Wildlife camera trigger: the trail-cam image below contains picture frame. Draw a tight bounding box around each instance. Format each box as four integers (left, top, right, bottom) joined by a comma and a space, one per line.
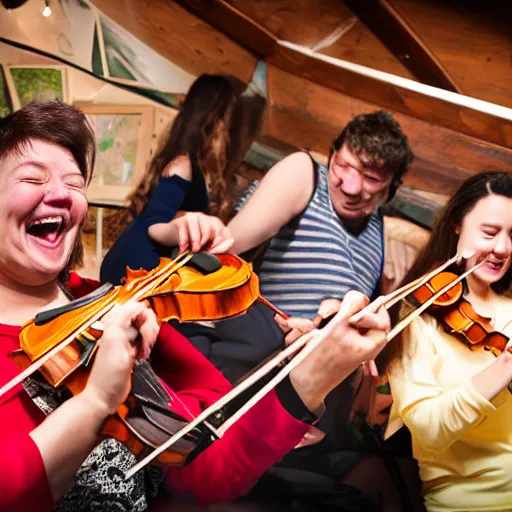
74, 103, 154, 204
5, 65, 69, 109
0, 66, 13, 117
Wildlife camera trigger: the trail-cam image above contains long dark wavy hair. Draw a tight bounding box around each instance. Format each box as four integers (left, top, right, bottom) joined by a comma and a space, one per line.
377, 171, 512, 373
128, 74, 264, 222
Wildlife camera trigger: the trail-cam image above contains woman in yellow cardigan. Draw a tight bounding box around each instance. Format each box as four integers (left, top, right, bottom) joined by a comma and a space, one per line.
379, 171, 512, 512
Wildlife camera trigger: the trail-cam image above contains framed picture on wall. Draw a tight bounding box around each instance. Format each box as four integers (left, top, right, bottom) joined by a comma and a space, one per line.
74, 103, 154, 204
0, 66, 13, 117
5, 66, 69, 109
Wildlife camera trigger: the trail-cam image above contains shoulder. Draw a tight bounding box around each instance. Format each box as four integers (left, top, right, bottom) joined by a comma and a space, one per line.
274, 151, 315, 176
263, 152, 316, 201
391, 313, 439, 373
67, 272, 101, 299
161, 154, 192, 182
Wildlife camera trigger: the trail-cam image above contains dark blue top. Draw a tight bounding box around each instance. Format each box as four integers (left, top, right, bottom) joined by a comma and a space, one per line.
100, 165, 209, 285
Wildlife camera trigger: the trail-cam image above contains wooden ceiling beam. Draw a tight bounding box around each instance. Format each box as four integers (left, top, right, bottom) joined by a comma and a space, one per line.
269, 46, 512, 148
173, 0, 511, 148
173, 0, 277, 58
265, 66, 512, 195
90, 0, 257, 82
343, 0, 462, 93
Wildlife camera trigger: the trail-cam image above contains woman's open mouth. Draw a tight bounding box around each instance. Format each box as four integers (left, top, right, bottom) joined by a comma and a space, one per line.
483, 259, 505, 273
26, 216, 66, 246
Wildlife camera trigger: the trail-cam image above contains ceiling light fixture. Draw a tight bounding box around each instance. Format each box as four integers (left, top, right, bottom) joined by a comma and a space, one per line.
42, 0, 51, 17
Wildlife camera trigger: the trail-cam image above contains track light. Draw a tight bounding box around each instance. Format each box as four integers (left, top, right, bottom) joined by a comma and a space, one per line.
42, 0, 51, 16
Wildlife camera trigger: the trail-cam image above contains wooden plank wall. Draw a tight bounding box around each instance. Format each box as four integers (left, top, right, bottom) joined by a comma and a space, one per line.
92, 0, 512, 200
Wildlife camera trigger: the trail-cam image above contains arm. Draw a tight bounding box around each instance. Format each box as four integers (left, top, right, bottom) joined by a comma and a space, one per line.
388, 315, 512, 453
148, 212, 234, 254
0, 303, 160, 510
28, 393, 111, 503
157, 291, 390, 504
228, 152, 316, 255
142, 155, 193, 229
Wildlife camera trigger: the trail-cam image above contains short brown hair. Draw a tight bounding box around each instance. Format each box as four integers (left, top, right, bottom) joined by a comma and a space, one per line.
0, 101, 96, 282
330, 111, 414, 201
0, 100, 96, 182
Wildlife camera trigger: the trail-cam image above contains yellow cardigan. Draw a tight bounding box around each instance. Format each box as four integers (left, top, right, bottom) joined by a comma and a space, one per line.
387, 297, 512, 512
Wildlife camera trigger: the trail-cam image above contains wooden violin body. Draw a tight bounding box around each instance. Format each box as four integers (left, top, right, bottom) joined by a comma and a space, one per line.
8, 252, 260, 466
409, 270, 509, 356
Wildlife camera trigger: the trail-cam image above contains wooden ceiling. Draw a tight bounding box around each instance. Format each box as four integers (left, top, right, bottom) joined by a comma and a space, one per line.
92, 0, 512, 197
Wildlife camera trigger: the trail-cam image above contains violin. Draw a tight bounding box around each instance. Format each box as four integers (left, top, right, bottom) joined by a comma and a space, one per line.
407, 269, 510, 356
4, 252, 266, 467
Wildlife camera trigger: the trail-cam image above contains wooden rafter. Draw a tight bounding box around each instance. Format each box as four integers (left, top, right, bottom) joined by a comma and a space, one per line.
265, 65, 512, 195
343, 0, 462, 93
173, 0, 277, 58
169, 0, 510, 148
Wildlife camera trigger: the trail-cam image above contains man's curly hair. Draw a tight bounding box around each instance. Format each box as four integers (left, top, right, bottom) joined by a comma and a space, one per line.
329, 110, 414, 201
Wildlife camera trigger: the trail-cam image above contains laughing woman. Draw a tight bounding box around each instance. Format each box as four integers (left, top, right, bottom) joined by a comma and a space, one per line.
379, 171, 512, 512
0, 101, 391, 512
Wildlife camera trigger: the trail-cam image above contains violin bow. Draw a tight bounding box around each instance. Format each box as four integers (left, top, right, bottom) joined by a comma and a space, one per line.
124, 252, 483, 478
258, 295, 290, 320
191, 258, 488, 440
385, 259, 485, 342
0, 252, 194, 399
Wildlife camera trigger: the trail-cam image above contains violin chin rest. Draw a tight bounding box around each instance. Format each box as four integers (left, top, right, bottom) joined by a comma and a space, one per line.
170, 249, 222, 275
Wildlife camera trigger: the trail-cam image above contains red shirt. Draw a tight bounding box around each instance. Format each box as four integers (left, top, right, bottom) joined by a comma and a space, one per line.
0, 274, 311, 511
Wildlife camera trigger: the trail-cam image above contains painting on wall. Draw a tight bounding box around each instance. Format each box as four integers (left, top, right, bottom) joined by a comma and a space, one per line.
97, 12, 194, 93
7, 66, 68, 107
0, 67, 13, 117
75, 103, 154, 205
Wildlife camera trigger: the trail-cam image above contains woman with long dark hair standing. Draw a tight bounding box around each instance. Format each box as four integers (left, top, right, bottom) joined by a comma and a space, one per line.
100, 73, 262, 285
379, 171, 512, 511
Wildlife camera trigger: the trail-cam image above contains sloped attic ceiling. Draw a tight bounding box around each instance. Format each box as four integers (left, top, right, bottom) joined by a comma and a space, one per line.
90, 0, 511, 203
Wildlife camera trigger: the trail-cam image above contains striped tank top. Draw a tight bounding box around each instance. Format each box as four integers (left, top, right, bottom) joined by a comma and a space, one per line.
240, 156, 384, 318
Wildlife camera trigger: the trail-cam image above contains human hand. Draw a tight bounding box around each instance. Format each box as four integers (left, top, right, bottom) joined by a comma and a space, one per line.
289, 291, 390, 414
350, 361, 393, 426
275, 314, 316, 346
174, 212, 234, 254
82, 302, 160, 415
275, 299, 343, 346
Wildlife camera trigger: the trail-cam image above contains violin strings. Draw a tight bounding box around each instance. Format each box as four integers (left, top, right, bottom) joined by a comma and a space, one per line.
124, 328, 321, 479
386, 260, 485, 343
124, 253, 478, 478
349, 251, 469, 325
222, 259, 487, 434
0, 252, 194, 399
129, 251, 193, 302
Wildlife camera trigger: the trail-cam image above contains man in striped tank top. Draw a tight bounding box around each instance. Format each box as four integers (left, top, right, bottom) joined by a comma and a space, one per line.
171, 111, 421, 510
228, 110, 414, 319
221, 111, 422, 510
